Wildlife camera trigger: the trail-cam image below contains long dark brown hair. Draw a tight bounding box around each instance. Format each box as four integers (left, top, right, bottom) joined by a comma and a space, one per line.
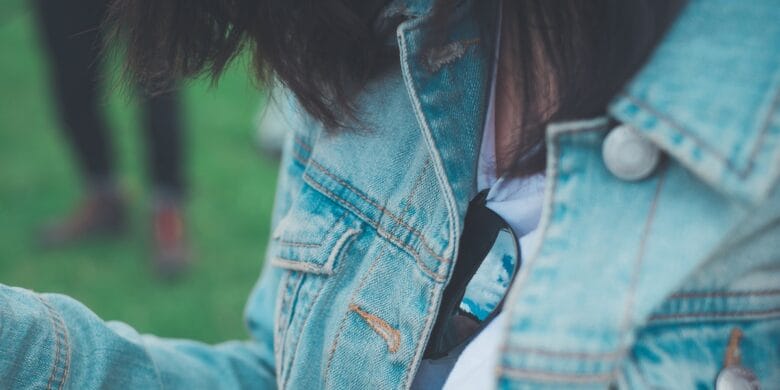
106, 0, 684, 176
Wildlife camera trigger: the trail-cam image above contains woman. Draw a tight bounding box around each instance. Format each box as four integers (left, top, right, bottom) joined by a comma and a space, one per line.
2, 0, 778, 388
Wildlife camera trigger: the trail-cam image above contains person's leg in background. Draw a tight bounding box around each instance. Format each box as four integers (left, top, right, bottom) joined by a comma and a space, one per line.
142, 90, 191, 278
34, 0, 191, 279
34, 0, 127, 247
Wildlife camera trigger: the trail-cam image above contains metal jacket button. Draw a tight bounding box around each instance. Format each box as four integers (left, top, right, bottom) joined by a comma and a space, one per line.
602, 124, 661, 181
716, 328, 760, 390
716, 366, 760, 390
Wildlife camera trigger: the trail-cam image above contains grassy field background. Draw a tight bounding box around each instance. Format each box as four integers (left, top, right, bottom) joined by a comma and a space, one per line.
0, 1, 278, 343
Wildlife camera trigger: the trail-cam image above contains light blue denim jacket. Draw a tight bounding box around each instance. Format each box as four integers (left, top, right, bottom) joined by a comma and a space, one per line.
2, 0, 779, 388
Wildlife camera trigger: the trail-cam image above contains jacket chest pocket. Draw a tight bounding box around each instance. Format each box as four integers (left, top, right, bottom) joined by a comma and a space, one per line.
628, 287, 780, 389
270, 183, 363, 386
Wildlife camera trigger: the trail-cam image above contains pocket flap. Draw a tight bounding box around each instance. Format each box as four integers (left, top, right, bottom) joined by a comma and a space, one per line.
270, 186, 360, 275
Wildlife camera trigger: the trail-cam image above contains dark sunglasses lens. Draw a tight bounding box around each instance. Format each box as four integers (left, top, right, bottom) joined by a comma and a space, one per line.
426, 220, 520, 358
460, 226, 520, 322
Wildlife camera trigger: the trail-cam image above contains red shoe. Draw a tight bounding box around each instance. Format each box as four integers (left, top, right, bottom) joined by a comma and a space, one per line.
38, 190, 127, 248
152, 201, 191, 280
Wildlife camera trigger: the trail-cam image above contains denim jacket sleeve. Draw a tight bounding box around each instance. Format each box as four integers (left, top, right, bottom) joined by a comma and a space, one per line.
0, 224, 286, 388
0, 101, 310, 390
0, 283, 276, 389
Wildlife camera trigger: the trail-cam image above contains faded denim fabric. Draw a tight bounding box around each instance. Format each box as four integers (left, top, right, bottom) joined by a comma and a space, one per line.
1, 0, 779, 389
497, 1, 780, 387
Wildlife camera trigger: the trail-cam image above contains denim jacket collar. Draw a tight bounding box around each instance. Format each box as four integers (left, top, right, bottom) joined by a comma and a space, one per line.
609, 0, 780, 206
394, 0, 497, 262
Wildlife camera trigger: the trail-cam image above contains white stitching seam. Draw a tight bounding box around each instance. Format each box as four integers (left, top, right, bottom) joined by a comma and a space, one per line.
271, 229, 361, 274
397, 21, 458, 265
499, 368, 614, 384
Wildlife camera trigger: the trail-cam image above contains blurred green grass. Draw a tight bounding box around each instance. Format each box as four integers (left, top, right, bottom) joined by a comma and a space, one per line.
0, 3, 277, 343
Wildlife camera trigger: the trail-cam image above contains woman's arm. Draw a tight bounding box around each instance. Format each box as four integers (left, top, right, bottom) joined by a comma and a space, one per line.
0, 283, 276, 389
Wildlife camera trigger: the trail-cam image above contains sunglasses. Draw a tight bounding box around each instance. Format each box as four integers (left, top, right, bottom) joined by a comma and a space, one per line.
424, 189, 521, 359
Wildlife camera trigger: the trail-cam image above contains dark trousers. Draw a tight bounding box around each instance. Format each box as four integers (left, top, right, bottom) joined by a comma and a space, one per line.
34, 0, 184, 196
